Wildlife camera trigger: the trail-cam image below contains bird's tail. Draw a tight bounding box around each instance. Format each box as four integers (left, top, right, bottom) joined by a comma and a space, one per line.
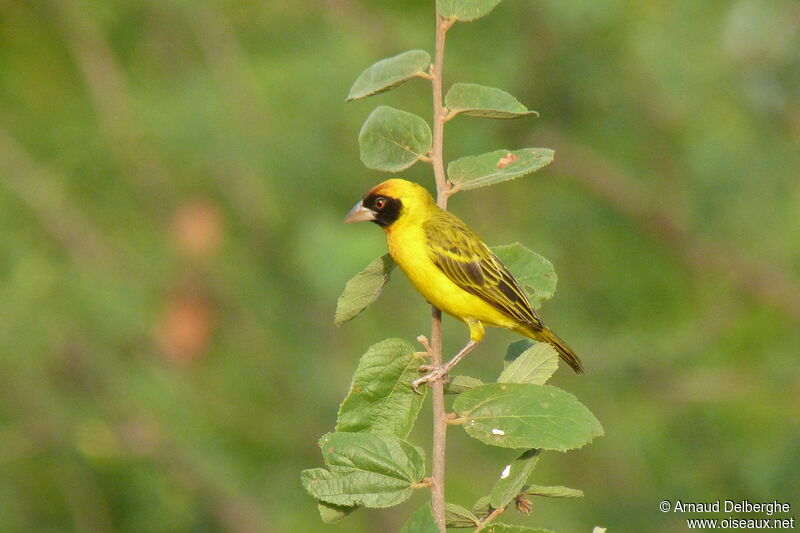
523, 325, 584, 374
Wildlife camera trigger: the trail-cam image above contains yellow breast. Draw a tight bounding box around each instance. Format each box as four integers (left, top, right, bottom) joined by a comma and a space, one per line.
385, 221, 518, 332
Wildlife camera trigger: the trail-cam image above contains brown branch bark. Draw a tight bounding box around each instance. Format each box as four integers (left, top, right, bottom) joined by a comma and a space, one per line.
428, 9, 454, 532
542, 130, 800, 323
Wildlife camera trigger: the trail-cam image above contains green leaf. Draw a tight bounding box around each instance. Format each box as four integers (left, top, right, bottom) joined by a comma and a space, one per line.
522, 484, 584, 499
484, 525, 553, 533
498, 342, 558, 385
347, 50, 431, 101
400, 503, 439, 532
359, 106, 432, 172
335, 254, 396, 325
444, 375, 484, 395
489, 449, 540, 509
445, 503, 480, 528
503, 339, 530, 367
301, 432, 425, 508
446, 83, 537, 119
438, 0, 502, 21
317, 501, 357, 523
336, 338, 426, 438
472, 495, 492, 518
454, 383, 604, 450
448, 148, 554, 191
491, 243, 557, 309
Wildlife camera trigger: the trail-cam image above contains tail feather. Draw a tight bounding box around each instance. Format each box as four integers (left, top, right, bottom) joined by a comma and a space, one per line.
525, 326, 584, 374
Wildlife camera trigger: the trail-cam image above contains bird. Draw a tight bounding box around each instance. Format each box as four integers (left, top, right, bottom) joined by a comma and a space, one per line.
344, 178, 583, 391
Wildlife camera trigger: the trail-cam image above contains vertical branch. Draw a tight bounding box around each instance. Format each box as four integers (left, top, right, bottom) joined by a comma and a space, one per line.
431, 14, 453, 206
428, 307, 446, 532
428, 9, 454, 532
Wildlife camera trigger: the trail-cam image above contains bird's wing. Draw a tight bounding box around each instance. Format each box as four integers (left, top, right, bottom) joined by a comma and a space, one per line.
424, 214, 542, 329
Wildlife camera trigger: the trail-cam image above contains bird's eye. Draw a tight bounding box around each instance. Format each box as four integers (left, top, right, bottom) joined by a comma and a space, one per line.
374, 197, 386, 210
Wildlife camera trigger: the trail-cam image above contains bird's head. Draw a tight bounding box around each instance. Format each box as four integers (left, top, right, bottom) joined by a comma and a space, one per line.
344, 179, 434, 228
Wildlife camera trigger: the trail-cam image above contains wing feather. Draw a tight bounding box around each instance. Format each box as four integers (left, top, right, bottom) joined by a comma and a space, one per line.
424, 213, 542, 330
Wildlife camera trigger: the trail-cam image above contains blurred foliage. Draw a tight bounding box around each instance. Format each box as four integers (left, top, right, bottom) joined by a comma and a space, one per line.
0, 0, 798, 531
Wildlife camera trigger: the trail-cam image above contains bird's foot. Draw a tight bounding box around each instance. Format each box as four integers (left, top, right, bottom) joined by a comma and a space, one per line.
411, 367, 449, 394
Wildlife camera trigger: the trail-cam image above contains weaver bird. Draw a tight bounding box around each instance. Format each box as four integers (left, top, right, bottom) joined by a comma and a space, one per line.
345, 178, 583, 391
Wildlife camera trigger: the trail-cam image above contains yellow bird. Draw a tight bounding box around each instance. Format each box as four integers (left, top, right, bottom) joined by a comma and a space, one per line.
345, 178, 583, 391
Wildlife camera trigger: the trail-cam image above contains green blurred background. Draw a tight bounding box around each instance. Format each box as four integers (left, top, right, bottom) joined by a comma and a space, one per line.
1, 0, 798, 531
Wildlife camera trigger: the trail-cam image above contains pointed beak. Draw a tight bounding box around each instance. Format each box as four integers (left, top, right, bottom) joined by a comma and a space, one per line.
344, 201, 375, 223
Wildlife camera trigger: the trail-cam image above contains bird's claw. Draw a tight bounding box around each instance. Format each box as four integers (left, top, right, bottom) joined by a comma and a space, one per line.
411, 367, 449, 394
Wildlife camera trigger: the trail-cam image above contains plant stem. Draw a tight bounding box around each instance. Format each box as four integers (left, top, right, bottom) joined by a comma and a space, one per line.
429, 9, 452, 532
429, 307, 446, 532
475, 506, 506, 531
431, 15, 452, 205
